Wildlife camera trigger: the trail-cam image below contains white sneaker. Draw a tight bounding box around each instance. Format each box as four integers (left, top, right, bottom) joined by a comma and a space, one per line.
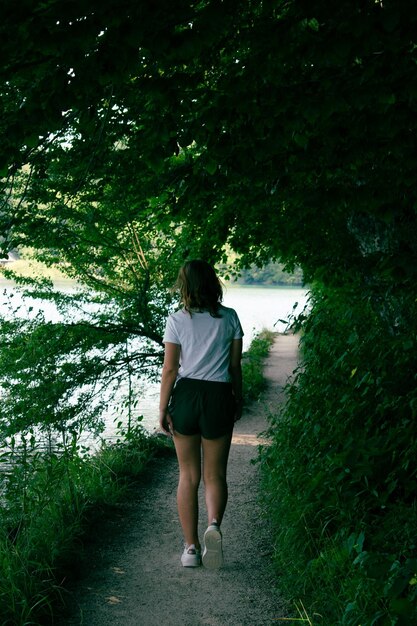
202, 523, 223, 569
181, 544, 201, 567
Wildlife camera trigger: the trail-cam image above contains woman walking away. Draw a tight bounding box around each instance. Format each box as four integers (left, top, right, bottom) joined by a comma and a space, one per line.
159, 260, 243, 569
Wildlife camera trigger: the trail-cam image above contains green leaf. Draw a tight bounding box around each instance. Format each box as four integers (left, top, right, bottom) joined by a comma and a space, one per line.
308, 18, 320, 32
389, 598, 414, 617
293, 133, 308, 148
205, 159, 217, 175
379, 94, 396, 106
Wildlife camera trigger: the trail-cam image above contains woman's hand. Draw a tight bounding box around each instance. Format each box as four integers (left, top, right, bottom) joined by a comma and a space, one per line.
234, 398, 243, 422
159, 342, 180, 437
229, 339, 243, 423
159, 408, 174, 437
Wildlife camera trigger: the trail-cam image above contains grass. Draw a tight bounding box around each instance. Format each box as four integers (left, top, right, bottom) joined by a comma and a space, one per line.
274, 601, 316, 624
241, 329, 276, 403
0, 432, 171, 626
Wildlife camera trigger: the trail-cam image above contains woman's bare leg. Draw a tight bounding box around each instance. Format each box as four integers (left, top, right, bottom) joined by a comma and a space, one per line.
173, 431, 202, 548
202, 432, 232, 525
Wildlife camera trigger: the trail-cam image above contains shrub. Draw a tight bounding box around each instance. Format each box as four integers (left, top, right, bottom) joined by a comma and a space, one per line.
260, 284, 417, 625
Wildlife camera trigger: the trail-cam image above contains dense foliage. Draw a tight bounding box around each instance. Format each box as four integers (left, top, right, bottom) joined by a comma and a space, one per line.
261, 286, 417, 624
1, 1, 416, 624
2, 0, 417, 300
2, 0, 416, 286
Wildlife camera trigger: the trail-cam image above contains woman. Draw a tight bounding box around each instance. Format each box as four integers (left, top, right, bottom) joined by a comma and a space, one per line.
159, 260, 243, 568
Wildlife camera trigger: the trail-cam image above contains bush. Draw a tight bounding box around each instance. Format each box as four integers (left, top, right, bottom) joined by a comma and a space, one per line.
259, 284, 417, 625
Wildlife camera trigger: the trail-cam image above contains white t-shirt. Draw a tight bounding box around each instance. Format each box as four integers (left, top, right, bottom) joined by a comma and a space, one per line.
163, 304, 244, 383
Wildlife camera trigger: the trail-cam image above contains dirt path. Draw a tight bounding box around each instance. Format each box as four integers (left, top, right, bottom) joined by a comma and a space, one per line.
60, 334, 299, 626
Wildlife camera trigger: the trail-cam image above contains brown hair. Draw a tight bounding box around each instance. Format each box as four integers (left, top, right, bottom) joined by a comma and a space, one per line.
175, 260, 223, 317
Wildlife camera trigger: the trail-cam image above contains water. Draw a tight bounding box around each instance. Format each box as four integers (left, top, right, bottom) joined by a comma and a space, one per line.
0, 282, 308, 441
222, 284, 307, 347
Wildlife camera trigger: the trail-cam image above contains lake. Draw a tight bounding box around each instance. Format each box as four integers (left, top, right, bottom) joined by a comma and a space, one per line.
0, 282, 308, 441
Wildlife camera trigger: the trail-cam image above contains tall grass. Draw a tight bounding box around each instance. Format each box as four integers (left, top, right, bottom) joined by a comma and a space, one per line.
0, 426, 162, 626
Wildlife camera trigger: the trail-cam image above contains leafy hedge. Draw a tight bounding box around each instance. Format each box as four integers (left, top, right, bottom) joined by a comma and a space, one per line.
260, 284, 417, 625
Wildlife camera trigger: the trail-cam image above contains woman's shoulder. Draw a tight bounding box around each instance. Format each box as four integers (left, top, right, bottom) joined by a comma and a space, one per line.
168, 308, 189, 321
218, 304, 239, 317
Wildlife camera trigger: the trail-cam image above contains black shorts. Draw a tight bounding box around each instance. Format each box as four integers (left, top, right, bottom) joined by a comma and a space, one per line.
168, 378, 235, 439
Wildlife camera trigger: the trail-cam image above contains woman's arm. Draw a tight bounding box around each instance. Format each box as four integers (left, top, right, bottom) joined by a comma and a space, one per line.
159, 342, 180, 435
229, 338, 243, 422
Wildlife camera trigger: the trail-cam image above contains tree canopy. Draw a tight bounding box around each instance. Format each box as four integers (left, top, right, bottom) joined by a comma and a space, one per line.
2, 0, 416, 288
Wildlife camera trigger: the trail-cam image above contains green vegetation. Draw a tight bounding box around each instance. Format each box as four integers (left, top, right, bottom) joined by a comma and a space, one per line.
231, 263, 303, 287
1, 2, 417, 625
0, 423, 166, 626
260, 285, 417, 625
242, 329, 276, 403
